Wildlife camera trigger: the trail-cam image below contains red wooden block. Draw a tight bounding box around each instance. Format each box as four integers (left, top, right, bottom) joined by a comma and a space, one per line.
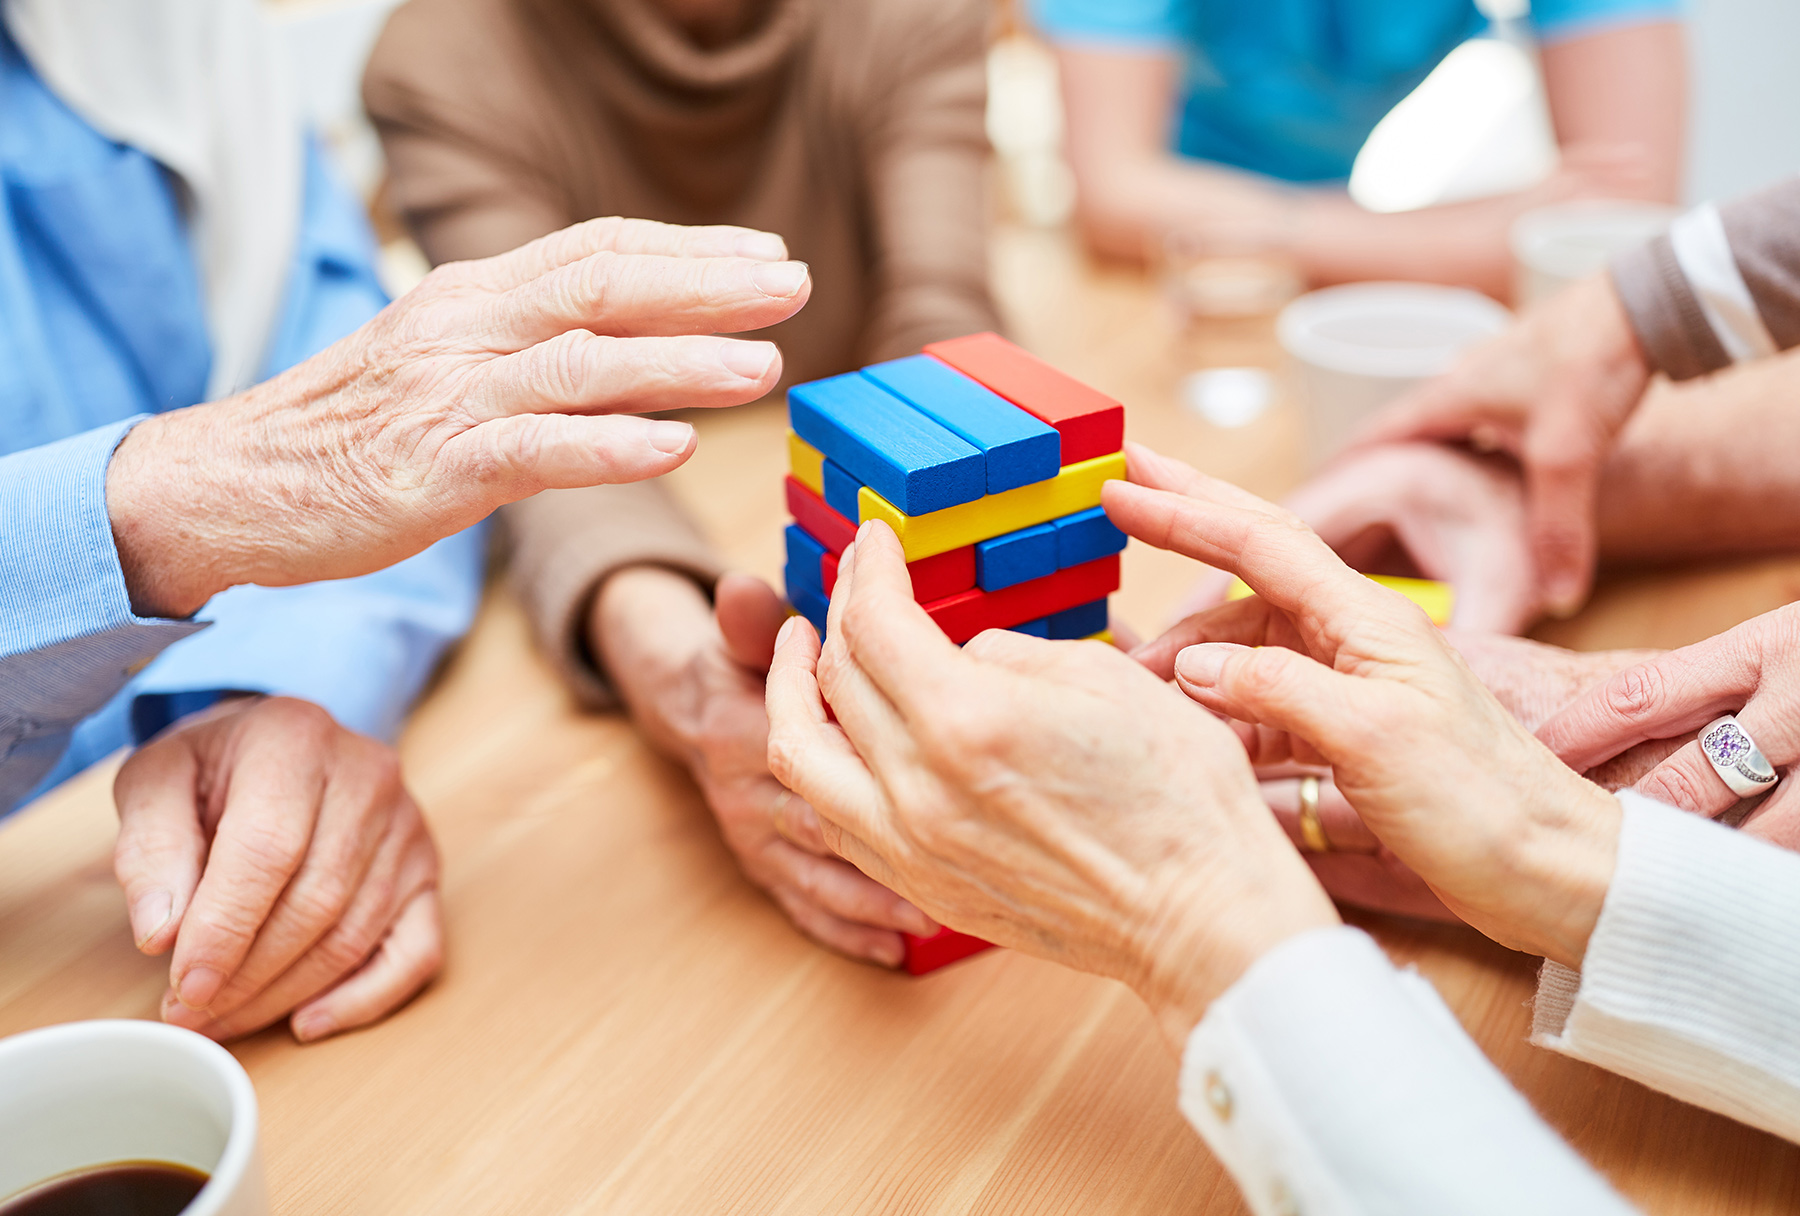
785, 476, 856, 554
822, 543, 976, 603
922, 555, 1121, 645
923, 333, 1125, 466
903, 927, 995, 975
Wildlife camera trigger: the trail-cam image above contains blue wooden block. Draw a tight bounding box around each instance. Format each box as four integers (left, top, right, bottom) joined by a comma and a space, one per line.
821, 459, 863, 522
785, 570, 830, 634
976, 522, 1058, 592
788, 372, 984, 515
1053, 506, 1128, 569
861, 355, 1061, 494
784, 524, 827, 595
1047, 598, 1108, 640
1007, 616, 1051, 638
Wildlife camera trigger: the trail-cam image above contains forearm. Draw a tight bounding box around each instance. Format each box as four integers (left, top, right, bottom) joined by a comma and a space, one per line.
1069, 151, 1295, 265
1595, 349, 1800, 561
1293, 192, 1548, 298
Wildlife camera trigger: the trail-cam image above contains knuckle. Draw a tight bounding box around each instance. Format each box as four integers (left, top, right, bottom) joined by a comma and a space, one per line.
1643, 762, 1713, 812
914, 703, 992, 766
315, 916, 385, 977
1605, 664, 1666, 723
257, 696, 337, 744
285, 871, 356, 929
765, 724, 803, 788
1229, 649, 1298, 705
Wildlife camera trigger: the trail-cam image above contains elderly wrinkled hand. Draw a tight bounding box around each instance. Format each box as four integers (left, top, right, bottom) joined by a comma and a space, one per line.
1252, 634, 1666, 923
766, 519, 1337, 1043
113, 697, 441, 1043
1537, 603, 1800, 848
106, 217, 810, 619
594, 568, 935, 968
1350, 273, 1651, 618
1110, 443, 1621, 967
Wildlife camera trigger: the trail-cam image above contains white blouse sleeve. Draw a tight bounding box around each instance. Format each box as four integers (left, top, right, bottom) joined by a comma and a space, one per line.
1181, 926, 1633, 1216
1533, 791, 1800, 1141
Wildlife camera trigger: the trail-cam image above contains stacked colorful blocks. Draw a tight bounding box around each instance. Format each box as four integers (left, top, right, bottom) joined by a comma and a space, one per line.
782, 332, 1127, 650
780, 332, 1128, 975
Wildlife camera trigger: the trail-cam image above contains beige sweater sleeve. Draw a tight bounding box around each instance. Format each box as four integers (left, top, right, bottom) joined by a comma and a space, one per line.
365, 10, 726, 709
854, 0, 1002, 362
1611, 177, 1800, 380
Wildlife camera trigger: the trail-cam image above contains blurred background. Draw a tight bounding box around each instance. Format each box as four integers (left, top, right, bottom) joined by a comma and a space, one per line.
267, 0, 1800, 293
262, 0, 1800, 628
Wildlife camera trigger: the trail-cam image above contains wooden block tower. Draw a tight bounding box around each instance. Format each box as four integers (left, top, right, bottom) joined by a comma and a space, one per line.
781, 333, 1128, 975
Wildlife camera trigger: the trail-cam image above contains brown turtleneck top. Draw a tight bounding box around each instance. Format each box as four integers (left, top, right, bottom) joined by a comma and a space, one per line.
364, 0, 999, 706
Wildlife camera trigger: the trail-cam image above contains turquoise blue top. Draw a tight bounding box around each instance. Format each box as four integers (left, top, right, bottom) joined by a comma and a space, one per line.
0, 24, 484, 813
1029, 0, 1683, 182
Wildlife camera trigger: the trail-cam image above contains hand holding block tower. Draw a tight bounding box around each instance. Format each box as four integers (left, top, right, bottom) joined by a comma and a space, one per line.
781, 333, 1128, 975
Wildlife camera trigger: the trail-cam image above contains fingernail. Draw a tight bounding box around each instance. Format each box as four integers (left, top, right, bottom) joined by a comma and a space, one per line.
1174, 646, 1228, 687
751, 261, 809, 299
734, 232, 788, 261
874, 939, 906, 969
775, 616, 797, 649
131, 889, 173, 949
718, 340, 777, 381
646, 420, 694, 455
291, 1010, 333, 1043
176, 966, 224, 1010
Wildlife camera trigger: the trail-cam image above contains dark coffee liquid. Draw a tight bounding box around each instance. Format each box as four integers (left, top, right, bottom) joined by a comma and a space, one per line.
0, 1162, 208, 1216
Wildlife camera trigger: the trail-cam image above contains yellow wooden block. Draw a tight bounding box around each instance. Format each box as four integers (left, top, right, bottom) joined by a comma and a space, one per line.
1225, 573, 1454, 626
857, 451, 1127, 562
1085, 630, 1115, 646
787, 431, 824, 497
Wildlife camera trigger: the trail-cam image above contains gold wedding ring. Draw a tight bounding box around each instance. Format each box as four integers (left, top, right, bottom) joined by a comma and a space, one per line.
1297, 774, 1329, 853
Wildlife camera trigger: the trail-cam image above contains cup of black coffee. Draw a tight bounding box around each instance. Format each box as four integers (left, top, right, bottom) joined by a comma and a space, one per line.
0, 1020, 265, 1216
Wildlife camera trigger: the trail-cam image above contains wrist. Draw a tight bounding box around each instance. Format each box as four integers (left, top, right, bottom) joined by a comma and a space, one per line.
106, 412, 237, 618
1575, 273, 1652, 403
589, 565, 716, 751
1134, 837, 1340, 1053
1502, 774, 1621, 968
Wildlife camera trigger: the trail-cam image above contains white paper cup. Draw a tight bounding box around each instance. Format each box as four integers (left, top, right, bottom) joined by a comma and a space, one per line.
0, 1020, 266, 1216
1510, 200, 1680, 307
1277, 282, 1512, 467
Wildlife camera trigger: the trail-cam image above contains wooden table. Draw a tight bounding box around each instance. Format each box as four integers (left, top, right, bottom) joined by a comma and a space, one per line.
5, 225, 1800, 1214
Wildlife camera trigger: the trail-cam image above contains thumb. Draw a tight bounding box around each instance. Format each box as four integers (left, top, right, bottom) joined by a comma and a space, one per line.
449, 412, 699, 499
1173, 642, 1372, 765
112, 738, 211, 954
716, 572, 789, 672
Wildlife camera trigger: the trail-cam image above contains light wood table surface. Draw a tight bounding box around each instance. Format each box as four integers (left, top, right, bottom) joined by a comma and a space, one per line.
6, 225, 1800, 1214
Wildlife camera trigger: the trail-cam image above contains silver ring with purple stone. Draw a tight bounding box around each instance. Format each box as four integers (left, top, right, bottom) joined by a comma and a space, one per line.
1699, 715, 1780, 799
